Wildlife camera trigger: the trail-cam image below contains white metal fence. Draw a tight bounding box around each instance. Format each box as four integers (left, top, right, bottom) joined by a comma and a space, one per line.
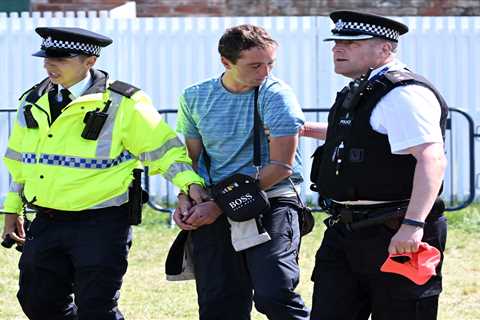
1, 12, 479, 207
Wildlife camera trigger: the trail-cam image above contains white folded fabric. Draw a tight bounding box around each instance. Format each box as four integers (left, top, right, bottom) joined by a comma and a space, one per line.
228, 217, 271, 252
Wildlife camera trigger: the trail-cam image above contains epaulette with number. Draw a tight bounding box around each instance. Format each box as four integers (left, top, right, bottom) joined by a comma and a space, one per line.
384, 70, 415, 84
385, 69, 434, 92
108, 80, 141, 98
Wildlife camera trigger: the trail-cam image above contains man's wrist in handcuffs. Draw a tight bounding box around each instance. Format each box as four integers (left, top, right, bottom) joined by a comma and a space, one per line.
177, 191, 215, 202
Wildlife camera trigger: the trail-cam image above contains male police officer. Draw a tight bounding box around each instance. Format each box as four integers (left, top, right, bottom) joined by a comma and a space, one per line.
302, 11, 448, 320
1, 27, 206, 320
173, 24, 309, 320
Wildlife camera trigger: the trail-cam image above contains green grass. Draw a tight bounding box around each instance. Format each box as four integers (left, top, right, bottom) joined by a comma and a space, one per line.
444, 204, 480, 233
0, 205, 479, 319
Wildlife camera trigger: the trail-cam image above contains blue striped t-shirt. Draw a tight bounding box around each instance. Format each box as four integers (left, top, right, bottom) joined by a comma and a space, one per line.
176, 75, 305, 189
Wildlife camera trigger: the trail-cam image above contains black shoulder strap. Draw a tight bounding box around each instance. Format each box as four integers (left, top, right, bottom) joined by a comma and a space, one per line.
367, 69, 418, 107
252, 87, 261, 167
108, 80, 141, 98
373, 69, 438, 105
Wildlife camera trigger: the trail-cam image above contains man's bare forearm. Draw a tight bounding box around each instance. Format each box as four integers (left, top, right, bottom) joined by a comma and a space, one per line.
300, 122, 328, 140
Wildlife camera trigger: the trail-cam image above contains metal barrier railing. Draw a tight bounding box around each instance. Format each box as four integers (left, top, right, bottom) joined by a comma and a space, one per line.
1, 107, 478, 215
445, 108, 479, 211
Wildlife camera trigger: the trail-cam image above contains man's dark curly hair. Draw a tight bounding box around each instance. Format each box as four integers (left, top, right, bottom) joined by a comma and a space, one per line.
218, 24, 278, 64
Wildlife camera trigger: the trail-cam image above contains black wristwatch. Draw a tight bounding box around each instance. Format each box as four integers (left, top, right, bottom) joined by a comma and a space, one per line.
402, 218, 425, 228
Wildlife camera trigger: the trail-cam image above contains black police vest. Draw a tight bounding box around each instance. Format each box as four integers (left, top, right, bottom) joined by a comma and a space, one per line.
314, 69, 449, 201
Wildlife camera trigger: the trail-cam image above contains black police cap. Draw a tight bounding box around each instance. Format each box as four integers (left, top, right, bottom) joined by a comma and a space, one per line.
324, 11, 408, 42
33, 27, 113, 58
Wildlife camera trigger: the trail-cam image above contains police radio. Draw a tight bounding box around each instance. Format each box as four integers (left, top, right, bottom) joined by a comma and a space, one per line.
81, 100, 111, 140
341, 68, 373, 111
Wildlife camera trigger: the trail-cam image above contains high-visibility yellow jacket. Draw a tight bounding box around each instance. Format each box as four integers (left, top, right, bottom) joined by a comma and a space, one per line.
2, 69, 204, 213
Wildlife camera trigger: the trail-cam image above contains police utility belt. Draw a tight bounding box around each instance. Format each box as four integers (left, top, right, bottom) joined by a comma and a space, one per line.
25, 168, 146, 225
325, 198, 444, 231
326, 200, 409, 231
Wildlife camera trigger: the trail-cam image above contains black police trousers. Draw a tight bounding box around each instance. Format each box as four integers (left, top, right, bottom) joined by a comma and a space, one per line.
17, 204, 132, 320
310, 212, 447, 320
191, 197, 310, 320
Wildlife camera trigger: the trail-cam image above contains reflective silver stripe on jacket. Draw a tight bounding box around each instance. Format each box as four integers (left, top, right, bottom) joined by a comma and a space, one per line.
4, 148, 23, 162
139, 137, 184, 162
163, 162, 194, 181
16, 99, 29, 128
9, 181, 24, 193
34, 150, 134, 169
90, 191, 129, 209
96, 91, 124, 158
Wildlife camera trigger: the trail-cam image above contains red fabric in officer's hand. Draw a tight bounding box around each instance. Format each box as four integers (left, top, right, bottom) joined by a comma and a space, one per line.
380, 242, 441, 285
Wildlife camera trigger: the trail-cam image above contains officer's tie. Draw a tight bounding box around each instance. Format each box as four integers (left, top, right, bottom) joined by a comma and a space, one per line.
49, 87, 72, 123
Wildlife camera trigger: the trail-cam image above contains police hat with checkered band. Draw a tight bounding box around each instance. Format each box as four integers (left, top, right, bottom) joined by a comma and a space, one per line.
33, 27, 112, 58
324, 11, 408, 42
